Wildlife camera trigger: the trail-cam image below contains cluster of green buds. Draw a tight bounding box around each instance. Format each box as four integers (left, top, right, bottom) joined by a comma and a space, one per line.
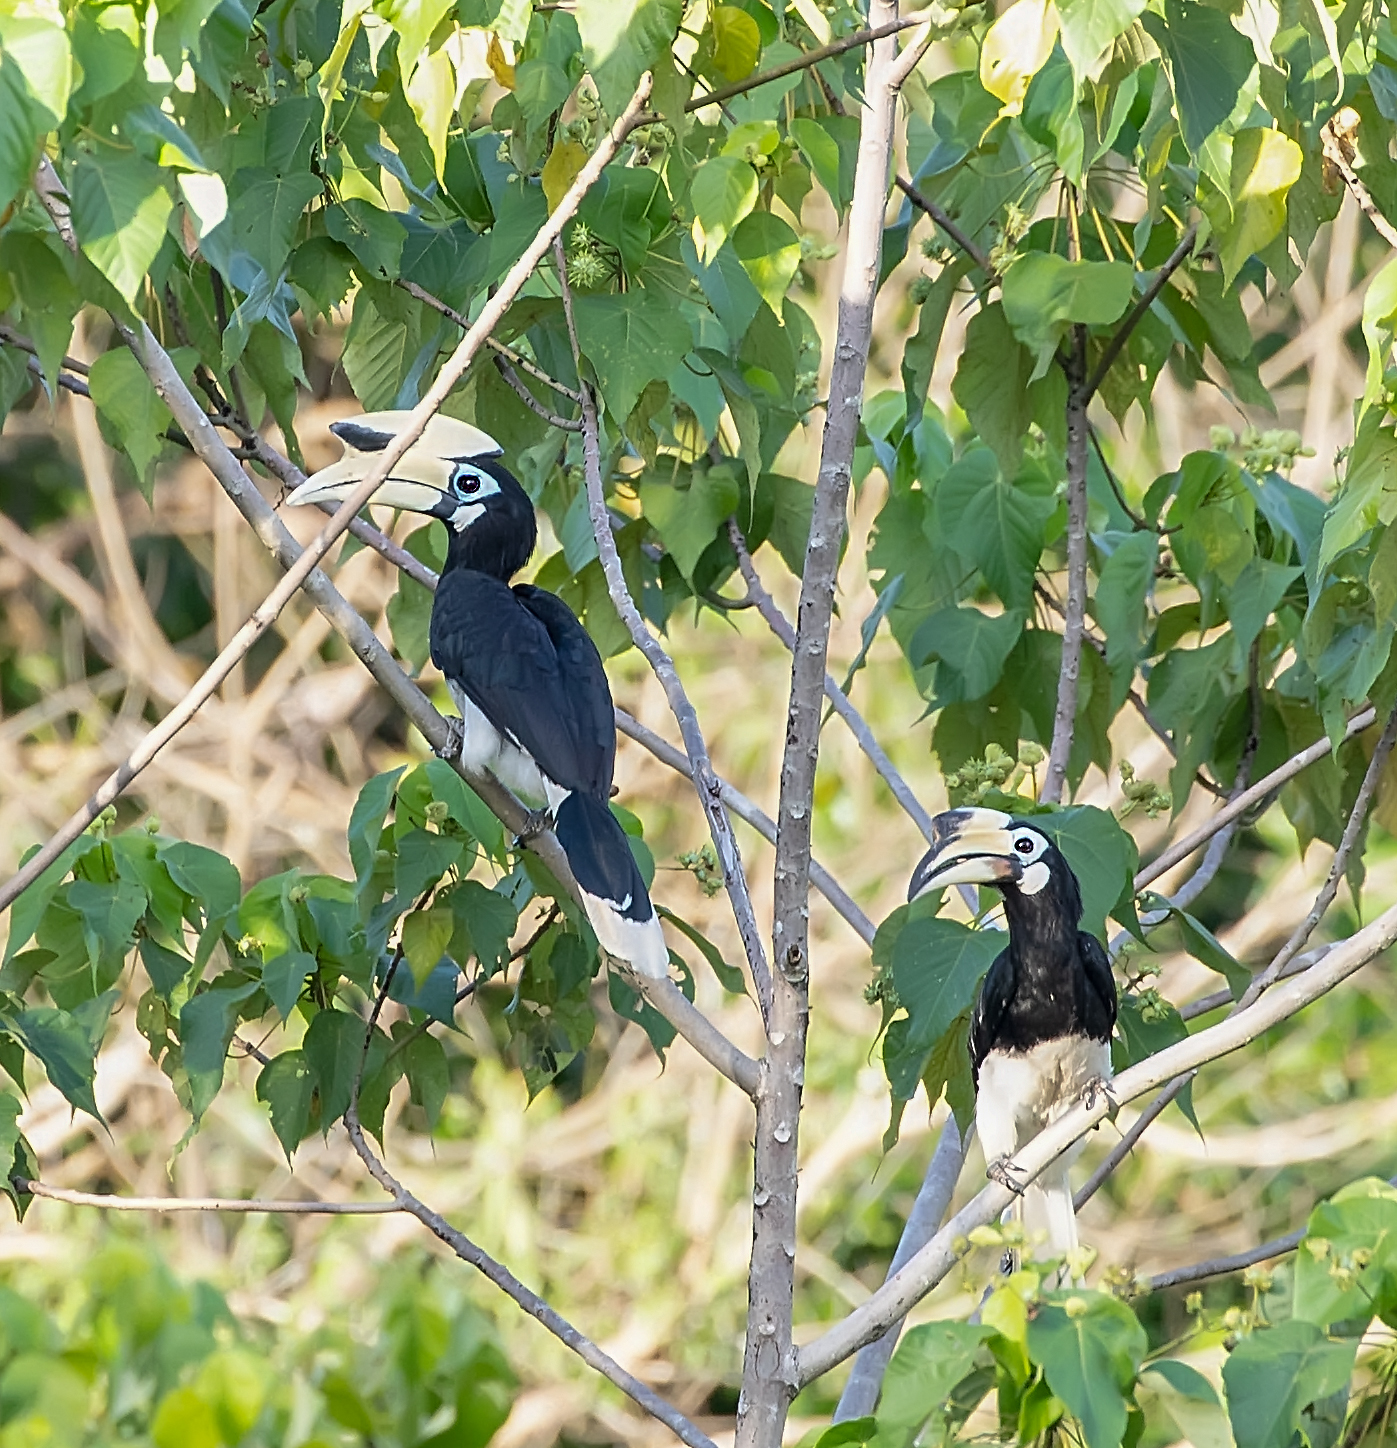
862, 959, 900, 1012
86, 805, 119, 839
1118, 760, 1171, 819
945, 740, 1045, 806
1209, 424, 1315, 476
677, 842, 723, 898
565, 222, 614, 290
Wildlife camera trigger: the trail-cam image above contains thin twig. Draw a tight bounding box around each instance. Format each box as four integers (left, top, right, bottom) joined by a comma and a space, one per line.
796, 893, 1397, 1385
1322, 118, 1397, 250
1135, 707, 1378, 889
0, 321, 91, 374
1140, 1226, 1306, 1294
17, 1180, 400, 1214
895, 175, 995, 278
556, 236, 775, 1027
683, 17, 924, 113
1041, 319, 1089, 805
1241, 698, 1397, 1006
728, 518, 937, 844
615, 708, 874, 945
1084, 222, 1198, 401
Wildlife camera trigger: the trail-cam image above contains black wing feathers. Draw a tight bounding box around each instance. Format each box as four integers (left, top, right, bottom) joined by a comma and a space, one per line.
1077, 931, 1118, 1041
430, 572, 614, 797
968, 947, 1013, 1084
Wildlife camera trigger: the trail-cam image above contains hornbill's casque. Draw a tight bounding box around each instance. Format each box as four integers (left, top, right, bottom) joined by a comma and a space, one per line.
908, 807, 1117, 1266
288, 410, 670, 978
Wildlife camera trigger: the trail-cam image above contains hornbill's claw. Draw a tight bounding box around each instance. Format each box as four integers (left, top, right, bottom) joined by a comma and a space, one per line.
987, 1155, 1027, 1196
434, 718, 464, 761
512, 808, 552, 848
1082, 1076, 1117, 1112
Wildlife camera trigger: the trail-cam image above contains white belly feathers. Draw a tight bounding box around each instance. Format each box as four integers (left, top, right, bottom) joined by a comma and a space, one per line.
975, 1035, 1111, 1167
447, 683, 566, 810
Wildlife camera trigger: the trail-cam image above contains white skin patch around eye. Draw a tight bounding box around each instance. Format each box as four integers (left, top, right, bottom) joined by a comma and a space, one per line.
1018, 859, 1051, 895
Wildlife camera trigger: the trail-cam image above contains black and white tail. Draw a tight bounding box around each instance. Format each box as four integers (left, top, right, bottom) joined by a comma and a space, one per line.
554, 793, 669, 978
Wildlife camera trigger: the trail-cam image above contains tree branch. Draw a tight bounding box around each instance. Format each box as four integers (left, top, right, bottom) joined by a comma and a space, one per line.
683, 17, 923, 114
1084, 222, 1198, 403
727, 519, 937, 844
1135, 707, 1378, 890
1040, 321, 1089, 805
614, 708, 875, 946
798, 897, 1397, 1384
745, 9, 911, 1441
556, 238, 775, 1027
894, 176, 995, 278
1322, 115, 1397, 250
17, 1180, 400, 1213
832, 1117, 967, 1421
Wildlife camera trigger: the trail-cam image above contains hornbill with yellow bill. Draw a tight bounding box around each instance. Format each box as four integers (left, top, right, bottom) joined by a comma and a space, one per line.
908, 807, 1116, 1265
288, 410, 670, 978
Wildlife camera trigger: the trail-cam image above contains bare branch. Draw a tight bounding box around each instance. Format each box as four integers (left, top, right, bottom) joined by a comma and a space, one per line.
728, 519, 937, 845
796, 897, 1397, 1386
1084, 223, 1198, 402
1135, 707, 1378, 890
746, 9, 911, 1440
684, 17, 923, 113
1041, 320, 1089, 805
1140, 1228, 1306, 1294
17, 1180, 400, 1214
1242, 698, 1397, 1005
833, 1117, 967, 1421
895, 176, 995, 278
556, 238, 775, 1026
1322, 116, 1397, 250
615, 708, 874, 945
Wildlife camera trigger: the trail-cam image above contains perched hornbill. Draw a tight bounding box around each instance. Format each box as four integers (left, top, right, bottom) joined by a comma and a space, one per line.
908, 807, 1116, 1265
288, 410, 670, 978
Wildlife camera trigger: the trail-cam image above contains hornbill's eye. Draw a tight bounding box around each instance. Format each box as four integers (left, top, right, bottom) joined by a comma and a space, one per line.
458, 474, 481, 495
1014, 835, 1036, 854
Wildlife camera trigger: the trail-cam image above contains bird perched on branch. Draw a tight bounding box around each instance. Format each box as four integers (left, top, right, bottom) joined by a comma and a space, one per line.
908, 807, 1116, 1270
288, 410, 669, 978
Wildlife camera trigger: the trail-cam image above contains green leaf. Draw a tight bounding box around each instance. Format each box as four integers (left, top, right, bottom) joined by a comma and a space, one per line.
303, 1008, 367, 1130
1293, 1179, 1397, 1327
152, 1387, 221, 1448
689, 155, 758, 265
951, 303, 1035, 477
658, 906, 745, 994
69, 151, 174, 307
1174, 908, 1250, 999
447, 879, 518, 979
1139, 1362, 1230, 1448
913, 607, 1024, 703
325, 198, 407, 281
394, 829, 462, 904
730, 210, 801, 318
8, 1004, 107, 1122
422, 758, 505, 860
402, 906, 455, 990
223, 167, 321, 280
402, 1030, 449, 1129
607, 965, 677, 1060
1037, 806, 1139, 941
1215, 129, 1303, 289
709, 5, 759, 81
1360, 255, 1397, 423
1222, 1320, 1356, 1448
1001, 254, 1134, 374
378, 0, 453, 77
892, 918, 1002, 1052
139, 939, 194, 1001
1026, 1292, 1147, 1448
577, 0, 682, 116
1226, 557, 1299, 664
1094, 531, 1158, 670
938, 454, 1048, 612
88, 347, 181, 500
255, 1049, 314, 1159
158, 842, 241, 923
639, 466, 741, 581
0, 13, 73, 122
180, 981, 258, 1121
348, 769, 405, 897
874, 1321, 991, 1444
4, 837, 99, 966
262, 950, 315, 1021
1142, 0, 1255, 158
1056, 0, 1145, 81
573, 289, 689, 422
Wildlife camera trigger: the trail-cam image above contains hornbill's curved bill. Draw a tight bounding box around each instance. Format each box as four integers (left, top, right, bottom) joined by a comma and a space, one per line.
287, 411, 670, 978
908, 807, 1117, 1270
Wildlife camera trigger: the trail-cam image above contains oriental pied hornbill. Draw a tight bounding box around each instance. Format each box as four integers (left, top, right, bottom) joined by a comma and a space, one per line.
288, 411, 669, 978
908, 808, 1116, 1266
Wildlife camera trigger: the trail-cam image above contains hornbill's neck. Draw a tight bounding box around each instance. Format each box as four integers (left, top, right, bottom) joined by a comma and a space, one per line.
443, 460, 537, 582
998, 868, 1084, 975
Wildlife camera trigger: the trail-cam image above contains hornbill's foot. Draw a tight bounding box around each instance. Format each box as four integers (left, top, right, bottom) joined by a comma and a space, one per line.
512, 808, 553, 848
986, 1155, 1027, 1196
434, 717, 464, 761
1082, 1076, 1117, 1111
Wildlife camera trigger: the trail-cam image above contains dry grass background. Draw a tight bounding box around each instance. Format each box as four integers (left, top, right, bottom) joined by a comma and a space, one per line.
0, 193, 1392, 1445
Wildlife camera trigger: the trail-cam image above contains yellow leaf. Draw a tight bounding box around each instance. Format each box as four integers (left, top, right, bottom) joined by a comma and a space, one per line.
316, 0, 372, 130
406, 46, 455, 181
980, 0, 1059, 116
486, 32, 515, 89
541, 140, 589, 212
711, 6, 760, 83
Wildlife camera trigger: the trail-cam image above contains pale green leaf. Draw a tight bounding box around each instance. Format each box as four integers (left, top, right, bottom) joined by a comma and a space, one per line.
1056, 0, 1145, 81
730, 210, 800, 316
70, 151, 174, 307
1216, 128, 1302, 287
572, 288, 688, 420
577, 0, 682, 115
0, 13, 72, 122
690, 155, 758, 265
